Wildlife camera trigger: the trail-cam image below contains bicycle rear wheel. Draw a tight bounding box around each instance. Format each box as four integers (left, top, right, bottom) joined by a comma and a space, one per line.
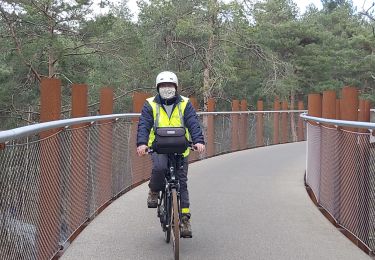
171, 189, 180, 260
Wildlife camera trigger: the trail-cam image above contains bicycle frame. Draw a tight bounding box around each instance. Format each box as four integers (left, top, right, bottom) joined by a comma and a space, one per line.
156, 153, 184, 260
158, 153, 183, 231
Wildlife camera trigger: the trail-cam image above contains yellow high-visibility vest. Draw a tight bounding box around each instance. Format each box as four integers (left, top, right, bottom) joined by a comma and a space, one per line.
147, 96, 191, 157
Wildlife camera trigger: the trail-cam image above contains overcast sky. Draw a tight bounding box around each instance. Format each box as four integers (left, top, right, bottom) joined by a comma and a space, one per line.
92, 0, 373, 19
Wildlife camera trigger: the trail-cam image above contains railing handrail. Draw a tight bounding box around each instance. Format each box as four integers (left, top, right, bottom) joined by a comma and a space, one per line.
0, 113, 141, 143
0, 110, 308, 143
300, 113, 375, 131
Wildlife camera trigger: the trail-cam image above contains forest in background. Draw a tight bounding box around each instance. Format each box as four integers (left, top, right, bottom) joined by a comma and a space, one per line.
0, 0, 374, 129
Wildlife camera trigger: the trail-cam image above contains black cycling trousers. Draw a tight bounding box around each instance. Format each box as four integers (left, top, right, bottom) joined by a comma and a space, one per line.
149, 153, 190, 209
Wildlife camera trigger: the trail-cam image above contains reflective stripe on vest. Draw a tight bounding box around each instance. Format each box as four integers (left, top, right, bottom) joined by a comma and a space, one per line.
147, 96, 191, 157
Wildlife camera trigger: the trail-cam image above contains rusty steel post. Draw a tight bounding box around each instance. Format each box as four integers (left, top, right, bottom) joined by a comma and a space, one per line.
231, 100, 240, 151
97, 87, 114, 207
207, 98, 215, 157
273, 98, 280, 145
131, 92, 152, 185
297, 100, 305, 141
336, 99, 341, 120
240, 100, 248, 150
322, 90, 336, 125
256, 100, 264, 147
339, 86, 359, 239
38, 78, 61, 260
281, 100, 288, 143
308, 94, 322, 122
341, 87, 358, 130
70, 84, 89, 232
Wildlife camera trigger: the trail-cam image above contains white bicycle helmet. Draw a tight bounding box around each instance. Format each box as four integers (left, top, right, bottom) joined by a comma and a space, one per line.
155, 71, 178, 88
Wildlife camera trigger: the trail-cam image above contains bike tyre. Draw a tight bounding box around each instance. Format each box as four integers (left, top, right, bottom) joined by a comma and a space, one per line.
164, 191, 171, 243
172, 189, 180, 260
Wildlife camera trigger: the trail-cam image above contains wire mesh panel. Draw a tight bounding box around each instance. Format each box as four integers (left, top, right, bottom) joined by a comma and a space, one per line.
305, 120, 375, 252
0, 111, 304, 260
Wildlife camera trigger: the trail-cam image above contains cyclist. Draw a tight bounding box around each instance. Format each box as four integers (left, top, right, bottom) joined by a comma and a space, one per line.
136, 71, 205, 238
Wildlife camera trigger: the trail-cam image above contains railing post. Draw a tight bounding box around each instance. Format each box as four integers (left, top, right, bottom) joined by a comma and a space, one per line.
38, 78, 61, 260
131, 92, 152, 185
240, 100, 248, 150
256, 100, 264, 147
231, 100, 240, 151
273, 97, 280, 145
207, 98, 215, 157
97, 87, 114, 208
339, 86, 359, 239
281, 100, 288, 143
297, 100, 305, 141
70, 84, 89, 234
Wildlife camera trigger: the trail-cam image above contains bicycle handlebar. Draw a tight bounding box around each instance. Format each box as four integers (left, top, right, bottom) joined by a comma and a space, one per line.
146, 142, 196, 154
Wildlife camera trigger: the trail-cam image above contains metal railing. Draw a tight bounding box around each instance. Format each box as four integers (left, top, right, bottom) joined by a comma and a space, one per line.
0, 110, 305, 260
301, 113, 375, 254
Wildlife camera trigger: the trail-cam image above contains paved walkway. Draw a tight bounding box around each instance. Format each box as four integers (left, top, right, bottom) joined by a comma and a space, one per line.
61, 142, 371, 260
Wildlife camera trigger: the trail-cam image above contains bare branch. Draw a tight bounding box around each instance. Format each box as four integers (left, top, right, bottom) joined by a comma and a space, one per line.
0, 5, 42, 81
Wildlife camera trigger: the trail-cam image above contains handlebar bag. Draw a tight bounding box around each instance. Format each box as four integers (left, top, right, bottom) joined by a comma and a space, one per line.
152, 127, 188, 154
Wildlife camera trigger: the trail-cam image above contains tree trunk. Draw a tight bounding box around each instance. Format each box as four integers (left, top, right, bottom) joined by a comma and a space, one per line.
202, 0, 217, 111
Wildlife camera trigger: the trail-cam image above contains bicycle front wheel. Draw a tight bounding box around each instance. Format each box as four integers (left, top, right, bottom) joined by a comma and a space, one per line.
171, 189, 180, 260
164, 191, 171, 243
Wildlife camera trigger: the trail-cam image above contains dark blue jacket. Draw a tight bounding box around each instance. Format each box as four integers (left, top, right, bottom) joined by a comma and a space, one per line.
136, 94, 205, 147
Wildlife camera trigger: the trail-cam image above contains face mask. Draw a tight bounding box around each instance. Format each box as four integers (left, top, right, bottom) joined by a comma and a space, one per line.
159, 87, 176, 100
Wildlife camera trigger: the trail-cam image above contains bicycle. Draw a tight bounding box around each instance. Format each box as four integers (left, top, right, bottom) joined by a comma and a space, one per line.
148, 145, 193, 260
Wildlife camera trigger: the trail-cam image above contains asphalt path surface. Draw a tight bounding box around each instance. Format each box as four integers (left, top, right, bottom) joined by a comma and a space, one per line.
61, 142, 371, 260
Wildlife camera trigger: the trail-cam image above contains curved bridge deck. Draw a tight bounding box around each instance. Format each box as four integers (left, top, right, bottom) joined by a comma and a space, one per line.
61, 142, 370, 260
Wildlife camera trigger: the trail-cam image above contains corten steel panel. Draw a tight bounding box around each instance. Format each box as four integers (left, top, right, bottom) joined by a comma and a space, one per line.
231, 100, 240, 151
131, 92, 152, 185
341, 87, 358, 131
256, 100, 264, 147
336, 99, 341, 120
339, 86, 359, 239
322, 90, 336, 124
38, 78, 61, 259
281, 101, 288, 143
297, 101, 305, 141
308, 94, 322, 124
97, 88, 114, 208
274, 98, 280, 145
207, 98, 215, 157
72, 84, 88, 118
70, 84, 89, 235
240, 100, 248, 150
